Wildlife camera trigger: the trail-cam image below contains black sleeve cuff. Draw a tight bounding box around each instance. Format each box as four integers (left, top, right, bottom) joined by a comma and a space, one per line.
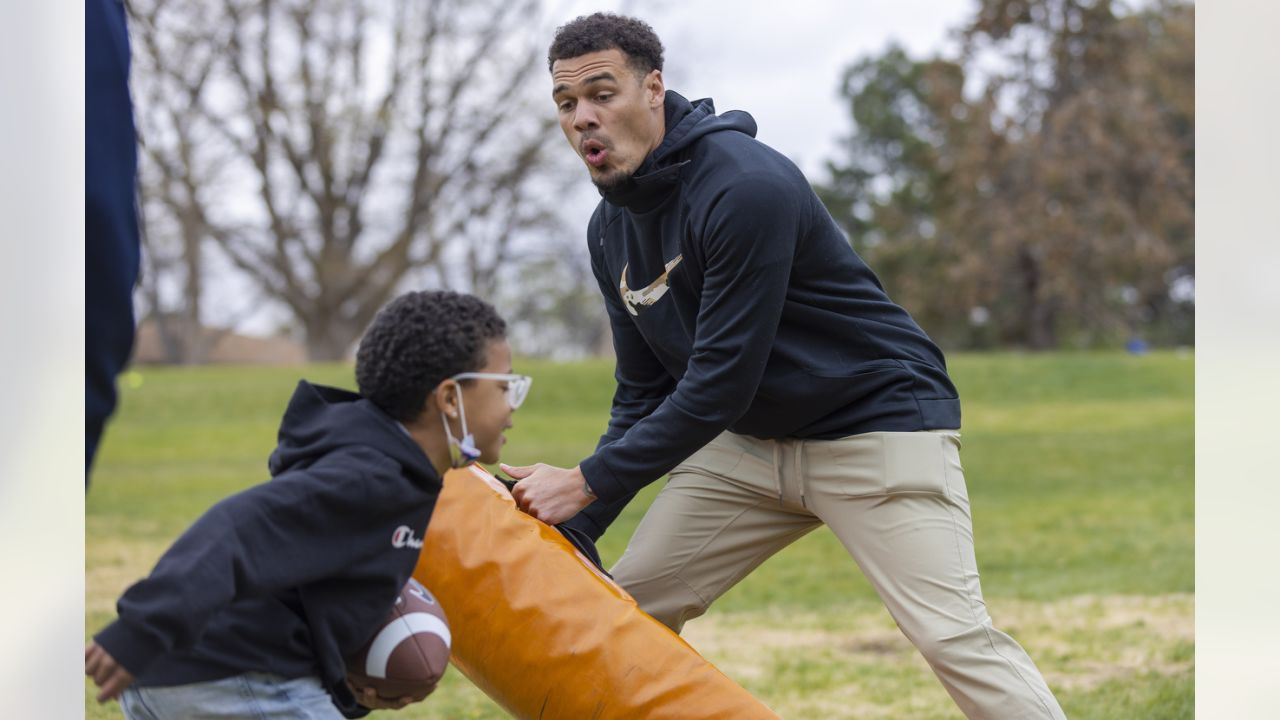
93, 618, 168, 678
578, 453, 629, 505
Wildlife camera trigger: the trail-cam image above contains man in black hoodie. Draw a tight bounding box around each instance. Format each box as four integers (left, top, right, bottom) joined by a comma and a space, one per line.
86, 291, 531, 719
506, 13, 1066, 720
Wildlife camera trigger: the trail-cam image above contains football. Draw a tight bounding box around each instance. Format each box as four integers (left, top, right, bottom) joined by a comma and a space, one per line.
346, 578, 451, 700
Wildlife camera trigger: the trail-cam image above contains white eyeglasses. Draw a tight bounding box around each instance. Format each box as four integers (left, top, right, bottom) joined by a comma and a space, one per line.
451, 372, 533, 409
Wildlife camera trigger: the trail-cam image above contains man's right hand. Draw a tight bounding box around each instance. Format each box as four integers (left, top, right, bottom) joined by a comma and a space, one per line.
504, 462, 595, 526
84, 641, 135, 703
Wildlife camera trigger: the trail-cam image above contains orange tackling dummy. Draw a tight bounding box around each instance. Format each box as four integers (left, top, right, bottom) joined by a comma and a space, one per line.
413, 465, 779, 719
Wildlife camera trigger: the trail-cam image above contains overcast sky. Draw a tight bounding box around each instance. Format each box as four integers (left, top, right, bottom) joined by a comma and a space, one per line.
544, 0, 975, 178
219, 0, 982, 335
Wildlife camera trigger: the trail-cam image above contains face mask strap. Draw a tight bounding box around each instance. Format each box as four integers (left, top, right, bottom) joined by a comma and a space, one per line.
440, 381, 481, 468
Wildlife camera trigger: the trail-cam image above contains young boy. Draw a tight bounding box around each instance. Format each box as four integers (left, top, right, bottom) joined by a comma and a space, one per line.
85, 291, 531, 719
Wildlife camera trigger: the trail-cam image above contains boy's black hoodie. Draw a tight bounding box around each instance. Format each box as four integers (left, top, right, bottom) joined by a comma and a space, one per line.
94, 381, 442, 718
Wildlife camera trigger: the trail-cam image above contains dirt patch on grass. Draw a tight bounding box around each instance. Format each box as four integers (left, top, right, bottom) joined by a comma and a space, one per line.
85, 532, 167, 618
681, 605, 912, 681
681, 593, 1192, 718
995, 593, 1194, 691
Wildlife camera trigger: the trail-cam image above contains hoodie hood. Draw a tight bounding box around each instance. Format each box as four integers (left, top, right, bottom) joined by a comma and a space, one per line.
600, 91, 757, 211
267, 381, 436, 487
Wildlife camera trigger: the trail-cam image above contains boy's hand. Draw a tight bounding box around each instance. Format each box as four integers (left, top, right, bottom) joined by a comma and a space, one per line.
355, 684, 433, 710
84, 641, 135, 703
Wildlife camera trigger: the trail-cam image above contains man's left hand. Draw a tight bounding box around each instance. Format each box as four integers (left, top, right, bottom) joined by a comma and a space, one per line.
504, 462, 594, 525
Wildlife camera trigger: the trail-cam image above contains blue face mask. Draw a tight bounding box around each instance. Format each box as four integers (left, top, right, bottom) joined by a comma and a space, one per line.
441, 381, 481, 468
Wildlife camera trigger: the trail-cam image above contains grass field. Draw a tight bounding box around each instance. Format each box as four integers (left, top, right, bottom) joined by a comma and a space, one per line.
86, 351, 1194, 719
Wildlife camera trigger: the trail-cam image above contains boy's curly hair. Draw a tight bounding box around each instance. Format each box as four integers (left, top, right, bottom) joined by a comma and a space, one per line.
355, 291, 506, 422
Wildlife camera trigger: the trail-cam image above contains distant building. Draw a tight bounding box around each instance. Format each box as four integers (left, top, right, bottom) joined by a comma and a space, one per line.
131, 317, 307, 365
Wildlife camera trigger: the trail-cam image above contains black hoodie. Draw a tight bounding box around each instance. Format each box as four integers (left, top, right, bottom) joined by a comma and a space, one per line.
93, 382, 442, 718
573, 92, 961, 527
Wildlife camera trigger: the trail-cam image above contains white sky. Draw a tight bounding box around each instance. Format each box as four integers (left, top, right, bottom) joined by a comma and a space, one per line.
212, 0, 980, 335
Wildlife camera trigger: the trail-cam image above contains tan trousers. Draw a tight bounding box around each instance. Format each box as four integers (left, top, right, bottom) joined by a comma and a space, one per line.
610, 430, 1066, 720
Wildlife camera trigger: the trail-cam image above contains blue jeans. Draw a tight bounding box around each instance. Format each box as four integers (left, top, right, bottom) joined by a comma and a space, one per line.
120, 673, 345, 719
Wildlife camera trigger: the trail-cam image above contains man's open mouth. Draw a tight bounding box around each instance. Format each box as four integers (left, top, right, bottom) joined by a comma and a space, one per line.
583, 139, 608, 166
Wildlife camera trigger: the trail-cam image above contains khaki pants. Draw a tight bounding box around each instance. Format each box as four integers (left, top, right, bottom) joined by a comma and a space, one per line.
611, 430, 1066, 720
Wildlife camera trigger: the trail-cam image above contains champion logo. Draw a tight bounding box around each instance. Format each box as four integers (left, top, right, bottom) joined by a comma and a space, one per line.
391, 525, 423, 549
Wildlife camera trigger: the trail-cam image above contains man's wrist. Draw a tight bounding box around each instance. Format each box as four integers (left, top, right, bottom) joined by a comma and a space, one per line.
578, 467, 597, 500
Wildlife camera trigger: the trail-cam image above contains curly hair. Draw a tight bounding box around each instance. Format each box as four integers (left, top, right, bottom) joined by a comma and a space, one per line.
547, 12, 664, 77
355, 291, 506, 422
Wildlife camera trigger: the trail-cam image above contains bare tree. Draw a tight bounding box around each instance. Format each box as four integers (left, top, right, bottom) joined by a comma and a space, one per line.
127, 0, 228, 362
129, 0, 566, 360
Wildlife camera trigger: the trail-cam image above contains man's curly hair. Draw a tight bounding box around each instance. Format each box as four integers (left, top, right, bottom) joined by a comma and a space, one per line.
355, 291, 506, 422
547, 12, 664, 77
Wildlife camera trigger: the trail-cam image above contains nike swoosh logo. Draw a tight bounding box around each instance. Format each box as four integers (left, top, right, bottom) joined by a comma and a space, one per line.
619, 255, 683, 316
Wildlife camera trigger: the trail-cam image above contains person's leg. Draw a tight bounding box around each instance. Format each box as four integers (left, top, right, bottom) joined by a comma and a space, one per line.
85, 0, 141, 481
120, 677, 249, 720
611, 432, 821, 632
240, 673, 347, 719
804, 431, 1065, 720
119, 674, 344, 719
119, 686, 160, 720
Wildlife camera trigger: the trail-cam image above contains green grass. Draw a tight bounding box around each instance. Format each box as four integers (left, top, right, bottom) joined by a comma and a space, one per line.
86, 351, 1193, 718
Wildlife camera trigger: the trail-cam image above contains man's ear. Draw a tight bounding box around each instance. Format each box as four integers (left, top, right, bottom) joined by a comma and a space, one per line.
646, 69, 665, 107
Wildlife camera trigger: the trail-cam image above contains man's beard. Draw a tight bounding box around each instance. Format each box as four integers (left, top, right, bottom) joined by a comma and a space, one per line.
592, 169, 635, 196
